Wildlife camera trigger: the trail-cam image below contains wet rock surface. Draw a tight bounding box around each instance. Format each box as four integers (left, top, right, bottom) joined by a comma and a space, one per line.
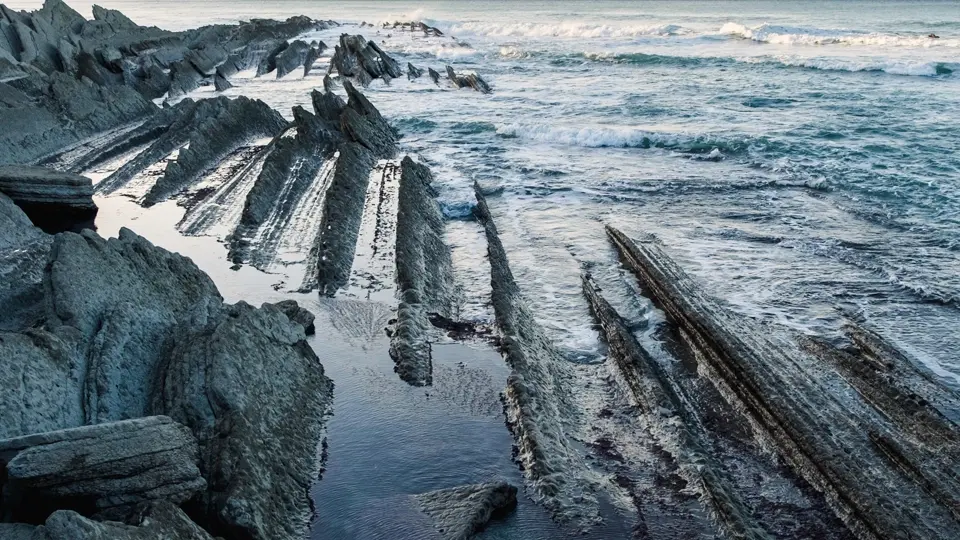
415, 482, 518, 540
445, 65, 492, 94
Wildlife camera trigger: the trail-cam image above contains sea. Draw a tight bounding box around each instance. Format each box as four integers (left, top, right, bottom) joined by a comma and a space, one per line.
9, 0, 960, 537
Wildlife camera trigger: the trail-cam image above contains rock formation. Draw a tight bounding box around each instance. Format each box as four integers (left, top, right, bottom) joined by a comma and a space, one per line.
329, 33, 403, 86
428, 67, 442, 85
416, 482, 518, 540
0, 416, 205, 522
0, 192, 333, 539
389, 157, 456, 386
407, 62, 423, 80
446, 65, 492, 93
0, 166, 96, 232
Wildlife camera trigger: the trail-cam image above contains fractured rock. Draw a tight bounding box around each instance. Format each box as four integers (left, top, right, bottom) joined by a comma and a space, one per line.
275, 39, 310, 79
415, 482, 518, 540
428, 67, 441, 85
0, 416, 205, 522
407, 62, 423, 80
0, 165, 97, 233
274, 299, 316, 335
31, 501, 214, 539
303, 46, 320, 77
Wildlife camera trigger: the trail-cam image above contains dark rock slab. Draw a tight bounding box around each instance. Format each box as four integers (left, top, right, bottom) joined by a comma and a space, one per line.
0, 416, 205, 521
0, 165, 96, 233
31, 501, 214, 539
275, 39, 310, 79
445, 65, 491, 94
407, 62, 423, 80
213, 71, 232, 91
303, 46, 320, 77
389, 157, 455, 386
274, 299, 316, 335
330, 33, 402, 84
428, 67, 441, 85
415, 482, 517, 540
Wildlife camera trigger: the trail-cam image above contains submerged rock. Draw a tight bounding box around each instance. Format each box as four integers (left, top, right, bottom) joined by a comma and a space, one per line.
0, 416, 205, 522
415, 482, 517, 540
0, 165, 96, 233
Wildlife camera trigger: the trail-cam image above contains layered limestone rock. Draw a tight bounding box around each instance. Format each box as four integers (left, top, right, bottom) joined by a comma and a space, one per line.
416, 482, 518, 540
309, 81, 398, 294
0, 1, 325, 165
96, 96, 286, 204
329, 33, 402, 86
389, 157, 455, 386
605, 225, 960, 540
0, 417, 205, 521
0, 166, 96, 232
472, 185, 601, 528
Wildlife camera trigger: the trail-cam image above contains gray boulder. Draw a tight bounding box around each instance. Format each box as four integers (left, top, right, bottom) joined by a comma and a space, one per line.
153, 301, 333, 540
0, 416, 205, 521
274, 299, 316, 335
416, 482, 518, 540
0, 166, 97, 233
31, 501, 214, 539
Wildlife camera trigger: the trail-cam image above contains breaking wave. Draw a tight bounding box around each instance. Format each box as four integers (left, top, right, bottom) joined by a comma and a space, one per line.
575, 51, 956, 77
719, 22, 960, 48
447, 21, 689, 39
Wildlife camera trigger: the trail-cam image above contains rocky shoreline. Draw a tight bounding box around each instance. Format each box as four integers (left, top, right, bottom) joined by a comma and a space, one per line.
0, 1, 957, 539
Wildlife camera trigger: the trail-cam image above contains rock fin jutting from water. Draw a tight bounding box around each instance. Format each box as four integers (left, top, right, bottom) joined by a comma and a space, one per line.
415, 481, 518, 540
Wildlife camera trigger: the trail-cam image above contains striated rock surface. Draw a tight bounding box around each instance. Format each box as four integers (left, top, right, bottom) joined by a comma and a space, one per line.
389, 157, 455, 386
0, 416, 205, 521
275, 39, 310, 79
329, 33, 402, 86
275, 299, 316, 335
416, 482, 518, 540
407, 62, 423, 80
153, 300, 333, 540
605, 225, 960, 540
0, 165, 96, 233
472, 185, 601, 528
428, 67, 441, 85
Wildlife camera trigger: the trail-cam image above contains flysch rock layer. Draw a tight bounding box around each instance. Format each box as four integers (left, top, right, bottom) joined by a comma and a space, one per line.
605, 225, 960, 540
389, 157, 455, 386
0, 193, 332, 539
0, 165, 96, 233
415, 482, 518, 540
328, 33, 402, 87
0, 416, 205, 522
445, 65, 491, 94
472, 184, 602, 529
0, 0, 327, 166
305, 80, 399, 294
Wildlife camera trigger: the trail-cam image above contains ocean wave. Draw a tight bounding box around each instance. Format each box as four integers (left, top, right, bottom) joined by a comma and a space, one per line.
447, 21, 689, 39
575, 51, 956, 77
398, 43, 480, 60
495, 123, 763, 155
719, 22, 960, 48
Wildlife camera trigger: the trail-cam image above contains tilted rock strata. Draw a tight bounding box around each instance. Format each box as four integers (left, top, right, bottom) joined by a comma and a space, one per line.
0, 416, 205, 521
0, 165, 96, 232
472, 184, 601, 528
604, 225, 960, 540
389, 157, 455, 386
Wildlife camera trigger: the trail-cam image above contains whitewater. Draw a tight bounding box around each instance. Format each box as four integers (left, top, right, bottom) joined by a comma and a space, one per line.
7, 0, 958, 537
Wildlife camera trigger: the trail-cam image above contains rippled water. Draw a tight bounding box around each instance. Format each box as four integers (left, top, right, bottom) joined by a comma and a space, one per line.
32, 0, 960, 536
